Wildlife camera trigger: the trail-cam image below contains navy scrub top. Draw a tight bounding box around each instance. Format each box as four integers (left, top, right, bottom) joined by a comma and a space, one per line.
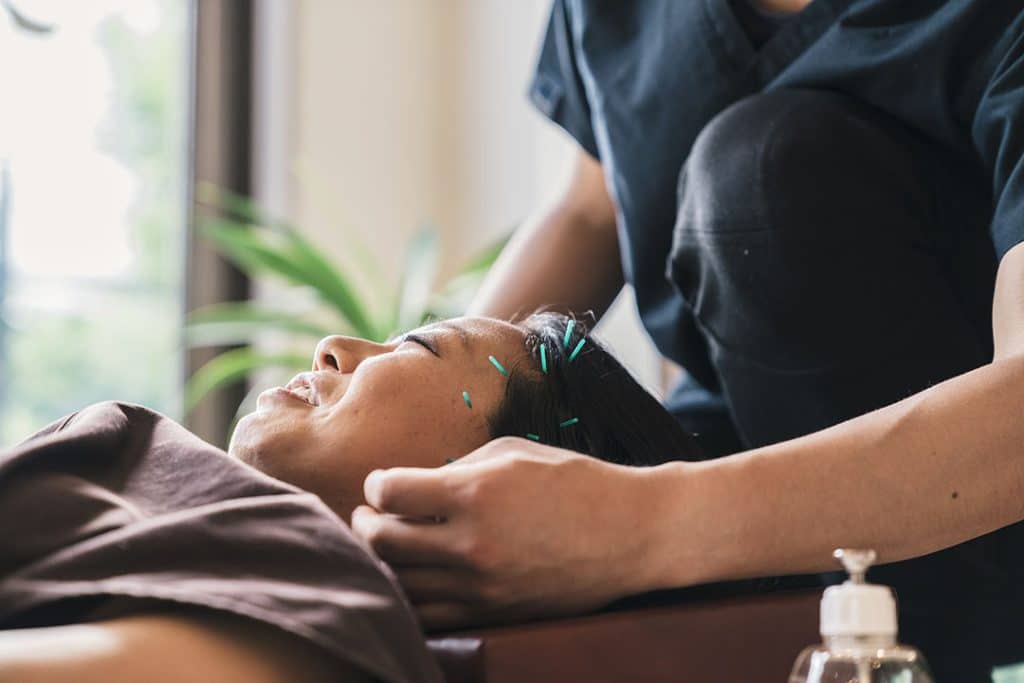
528, 0, 1024, 455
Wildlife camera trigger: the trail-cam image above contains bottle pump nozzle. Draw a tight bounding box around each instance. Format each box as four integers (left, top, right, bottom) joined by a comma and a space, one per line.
820, 548, 896, 637
833, 548, 876, 584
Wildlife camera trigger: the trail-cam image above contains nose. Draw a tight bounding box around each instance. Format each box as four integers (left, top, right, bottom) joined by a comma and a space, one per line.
313, 335, 387, 373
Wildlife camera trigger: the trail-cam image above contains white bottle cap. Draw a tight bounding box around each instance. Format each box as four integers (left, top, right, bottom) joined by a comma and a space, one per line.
819, 549, 897, 637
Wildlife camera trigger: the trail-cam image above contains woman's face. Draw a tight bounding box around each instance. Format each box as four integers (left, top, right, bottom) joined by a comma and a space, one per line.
229, 316, 529, 520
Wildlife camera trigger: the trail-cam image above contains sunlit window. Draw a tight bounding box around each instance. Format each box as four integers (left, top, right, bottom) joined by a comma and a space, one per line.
0, 0, 188, 442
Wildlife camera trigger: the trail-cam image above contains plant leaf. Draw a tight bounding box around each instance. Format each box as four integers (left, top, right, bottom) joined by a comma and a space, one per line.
185, 348, 309, 415
278, 227, 382, 339
185, 302, 337, 347
2, 0, 55, 34
292, 158, 390, 296
453, 230, 512, 277
392, 226, 440, 335
196, 183, 292, 234
202, 218, 308, 280
200, 218, 378, 338
199, 183, 393, 339
421, 231, 511, 319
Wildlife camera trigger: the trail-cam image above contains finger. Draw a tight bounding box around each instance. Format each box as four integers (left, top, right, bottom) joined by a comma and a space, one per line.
350, 505, 472, 568
364, 467, 452, 517
392, 567, 483, 604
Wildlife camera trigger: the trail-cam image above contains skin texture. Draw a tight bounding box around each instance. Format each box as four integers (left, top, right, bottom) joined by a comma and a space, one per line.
0, 611, 368, 683
229, 316, 532, 520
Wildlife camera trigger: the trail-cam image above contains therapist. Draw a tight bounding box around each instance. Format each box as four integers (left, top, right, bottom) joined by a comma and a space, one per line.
352, 1, 1024, 679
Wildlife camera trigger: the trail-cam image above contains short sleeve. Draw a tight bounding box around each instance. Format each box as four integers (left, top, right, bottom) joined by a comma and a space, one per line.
972, 32, 1024, 262
528, 0, 600, 159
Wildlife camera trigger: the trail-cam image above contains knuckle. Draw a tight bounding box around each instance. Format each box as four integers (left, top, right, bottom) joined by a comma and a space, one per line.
489, 435, 522, 450
461, 535, 495, 571
456, 477, 487, 507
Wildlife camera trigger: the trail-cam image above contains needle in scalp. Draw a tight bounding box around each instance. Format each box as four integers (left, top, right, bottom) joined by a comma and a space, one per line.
568, 338, 586, 362
488, 355, 509, 377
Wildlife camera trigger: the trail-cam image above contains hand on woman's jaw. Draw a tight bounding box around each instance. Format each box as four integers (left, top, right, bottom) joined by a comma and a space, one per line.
227, 316, 530, 521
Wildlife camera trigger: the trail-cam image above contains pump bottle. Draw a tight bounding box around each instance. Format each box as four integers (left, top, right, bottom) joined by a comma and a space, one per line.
788, 549, 934, 683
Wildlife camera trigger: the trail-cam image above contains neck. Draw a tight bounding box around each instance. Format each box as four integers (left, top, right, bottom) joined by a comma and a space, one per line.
751, 0, 813, 14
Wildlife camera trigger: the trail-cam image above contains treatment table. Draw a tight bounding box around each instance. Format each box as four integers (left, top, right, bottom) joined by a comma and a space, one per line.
426, 584, 820, 682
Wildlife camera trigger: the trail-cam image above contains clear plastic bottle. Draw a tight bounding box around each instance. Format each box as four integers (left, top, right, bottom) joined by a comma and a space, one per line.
788, 549, 935, 683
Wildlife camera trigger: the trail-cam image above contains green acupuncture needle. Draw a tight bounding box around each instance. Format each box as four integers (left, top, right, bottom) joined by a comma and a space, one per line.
488, 355, 509, 376
563, 320, 575, 349
559, 417, 579, 428
540, 343, 548, 374
568, 338, 586, 363
462, 391, 472, 408
526, 433, 541, 441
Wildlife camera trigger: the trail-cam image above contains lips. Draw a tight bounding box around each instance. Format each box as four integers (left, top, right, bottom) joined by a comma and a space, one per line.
284, 372, 320, 406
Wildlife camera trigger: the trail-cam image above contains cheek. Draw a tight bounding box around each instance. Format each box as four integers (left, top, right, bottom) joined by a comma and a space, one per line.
333, 365, 487, 468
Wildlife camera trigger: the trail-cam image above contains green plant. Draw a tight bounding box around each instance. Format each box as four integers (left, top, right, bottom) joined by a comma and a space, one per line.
2, 0, 56, 34
186, 185, 509, 420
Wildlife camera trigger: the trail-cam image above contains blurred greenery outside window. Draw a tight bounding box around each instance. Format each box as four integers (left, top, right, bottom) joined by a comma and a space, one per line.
0, 1, 187, 444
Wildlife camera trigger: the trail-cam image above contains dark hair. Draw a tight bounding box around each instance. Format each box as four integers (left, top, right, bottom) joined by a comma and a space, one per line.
486, 311, 703, 466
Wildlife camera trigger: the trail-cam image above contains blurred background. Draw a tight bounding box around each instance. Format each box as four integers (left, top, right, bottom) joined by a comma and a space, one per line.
0, 0, 666, 448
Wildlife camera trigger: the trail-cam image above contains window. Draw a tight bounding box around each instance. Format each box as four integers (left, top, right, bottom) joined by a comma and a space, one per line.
0, 1, 188, 442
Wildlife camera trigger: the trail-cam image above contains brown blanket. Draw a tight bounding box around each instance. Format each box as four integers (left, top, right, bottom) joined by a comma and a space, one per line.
0, 401, 442, 683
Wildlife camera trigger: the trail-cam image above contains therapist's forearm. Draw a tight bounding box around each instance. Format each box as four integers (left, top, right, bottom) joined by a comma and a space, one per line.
468, 151, 623, 322
647, 353, 1024, 589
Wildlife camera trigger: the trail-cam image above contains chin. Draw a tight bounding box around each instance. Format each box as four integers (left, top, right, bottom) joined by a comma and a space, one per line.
227, 412, 268, 469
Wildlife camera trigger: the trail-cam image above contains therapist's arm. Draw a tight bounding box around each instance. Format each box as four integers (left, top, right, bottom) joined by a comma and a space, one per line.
353, 242, 1024, 631
467, 147, 623, 322
647, 240, 1024, 588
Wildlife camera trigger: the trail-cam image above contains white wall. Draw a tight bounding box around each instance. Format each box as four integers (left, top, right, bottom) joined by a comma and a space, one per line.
286, 0, 666, 394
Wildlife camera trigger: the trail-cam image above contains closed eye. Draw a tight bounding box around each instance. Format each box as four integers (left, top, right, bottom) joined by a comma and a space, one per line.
399, 333, 440, 357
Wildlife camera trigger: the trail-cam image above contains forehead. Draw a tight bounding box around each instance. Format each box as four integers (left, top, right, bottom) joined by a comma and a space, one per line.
421, 317, 520, 339
420, 316, 527, 353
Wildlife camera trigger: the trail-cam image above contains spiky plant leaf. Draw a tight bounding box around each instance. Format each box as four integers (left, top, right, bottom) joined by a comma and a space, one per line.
186, 302, 337, 347
185, 348, 309, 414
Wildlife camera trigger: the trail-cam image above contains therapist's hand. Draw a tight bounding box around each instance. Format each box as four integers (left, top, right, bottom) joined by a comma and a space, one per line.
350, 436, 682, 631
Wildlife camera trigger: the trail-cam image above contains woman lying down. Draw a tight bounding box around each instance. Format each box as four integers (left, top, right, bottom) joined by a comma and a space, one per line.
0, 311, 702, 682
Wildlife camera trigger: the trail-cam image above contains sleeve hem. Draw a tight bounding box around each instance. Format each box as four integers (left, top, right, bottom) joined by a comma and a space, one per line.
527, 75, 601, 159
